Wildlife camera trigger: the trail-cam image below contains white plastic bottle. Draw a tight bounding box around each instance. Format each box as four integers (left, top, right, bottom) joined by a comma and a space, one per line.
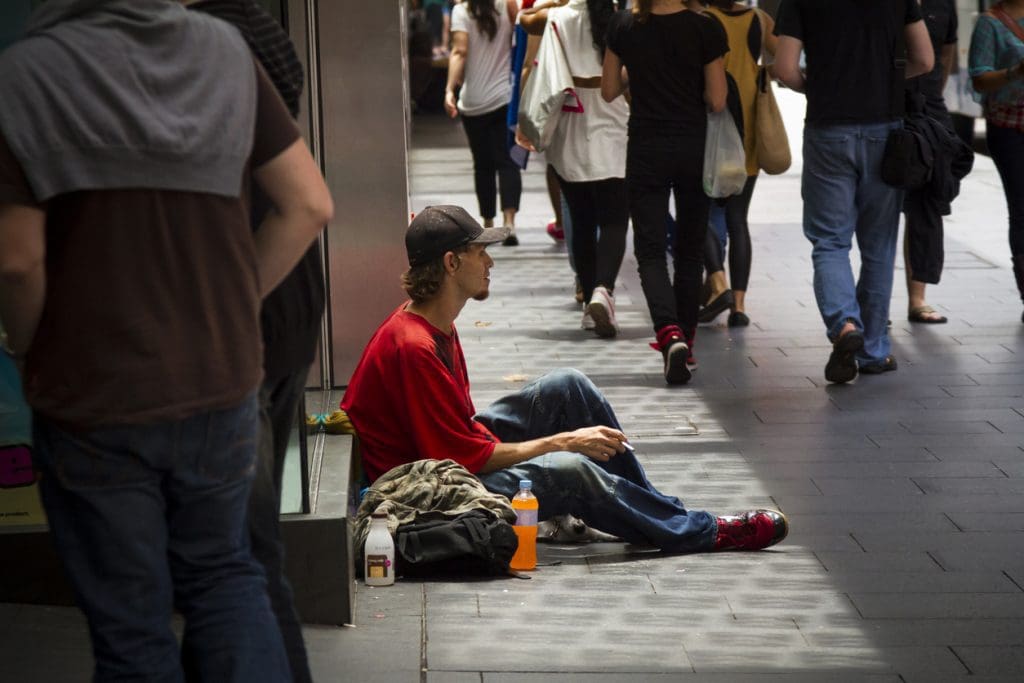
364, 512, 395, 586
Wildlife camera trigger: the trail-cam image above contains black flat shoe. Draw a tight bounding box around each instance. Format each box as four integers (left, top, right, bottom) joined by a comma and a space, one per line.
727, 311, 750, 327
698, 290, 735, 323
502, 233, 519, 247
859, 355, 897, 374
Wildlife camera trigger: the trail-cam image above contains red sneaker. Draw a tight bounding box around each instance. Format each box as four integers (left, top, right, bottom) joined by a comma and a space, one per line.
546, 220, 565, 242
714, 510, 789, 551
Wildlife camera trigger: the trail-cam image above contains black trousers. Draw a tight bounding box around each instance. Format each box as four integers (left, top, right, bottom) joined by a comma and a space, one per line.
252, 370, 313, 683
626, 133, 708, 333
903, 98, 953, 285
904, 192, 944, 284
703, 175, 757, 291
460, 104, 522, 219
555, 172, 629, 303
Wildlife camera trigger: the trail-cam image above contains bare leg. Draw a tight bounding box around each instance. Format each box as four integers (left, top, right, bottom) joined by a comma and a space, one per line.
546, 164, 563, 229
704, 271, 729, 305
733, 289, 746, 313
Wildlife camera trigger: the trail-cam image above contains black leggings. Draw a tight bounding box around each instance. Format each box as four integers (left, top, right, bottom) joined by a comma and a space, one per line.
627, 133, 709, 334
460, 105, 522, 219
555, 173, 629, 303
703, 175, 756, 291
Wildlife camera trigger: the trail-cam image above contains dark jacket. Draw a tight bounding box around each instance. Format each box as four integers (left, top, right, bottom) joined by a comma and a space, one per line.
191, 0, 325, 383
904, 93, 975, 216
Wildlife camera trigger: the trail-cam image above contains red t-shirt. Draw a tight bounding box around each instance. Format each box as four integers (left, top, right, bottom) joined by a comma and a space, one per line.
341, 304, 499, 482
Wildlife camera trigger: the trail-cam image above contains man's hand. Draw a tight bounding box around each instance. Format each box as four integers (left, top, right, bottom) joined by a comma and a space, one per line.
481, 424, 631, 472
562, 426, 629, 462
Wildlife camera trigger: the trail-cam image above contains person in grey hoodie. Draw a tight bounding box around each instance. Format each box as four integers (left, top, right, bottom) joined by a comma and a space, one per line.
0, 1, 333, 680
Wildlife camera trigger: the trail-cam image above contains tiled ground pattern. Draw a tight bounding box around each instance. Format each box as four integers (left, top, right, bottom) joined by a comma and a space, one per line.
3, 109, 1024, 682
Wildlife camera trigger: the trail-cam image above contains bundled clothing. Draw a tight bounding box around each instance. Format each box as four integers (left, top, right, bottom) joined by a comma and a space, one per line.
353, 458, 516, 561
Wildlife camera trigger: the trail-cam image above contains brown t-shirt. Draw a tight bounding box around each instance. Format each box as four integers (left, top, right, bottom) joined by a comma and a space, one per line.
0, 64, 300, 428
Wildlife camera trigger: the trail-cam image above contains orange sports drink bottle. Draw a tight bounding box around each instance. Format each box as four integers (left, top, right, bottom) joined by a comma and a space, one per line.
509, 479, 538, 571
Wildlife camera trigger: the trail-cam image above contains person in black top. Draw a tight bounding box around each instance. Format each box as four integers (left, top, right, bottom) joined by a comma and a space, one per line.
602, 0, 728, 385
774, 0, 933, 383
903, 0, 959, 325
187, 2, 321, 681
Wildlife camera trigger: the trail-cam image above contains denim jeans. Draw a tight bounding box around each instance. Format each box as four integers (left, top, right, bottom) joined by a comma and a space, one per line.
33, 395, 290, 683
252, 372, 312, 683
627, 133, 710, 333
474, 369, 716, 553
802, 121, 903, 364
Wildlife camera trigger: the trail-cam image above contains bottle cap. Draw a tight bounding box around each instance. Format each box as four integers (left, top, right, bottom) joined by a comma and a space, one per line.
519, 479, 532, 489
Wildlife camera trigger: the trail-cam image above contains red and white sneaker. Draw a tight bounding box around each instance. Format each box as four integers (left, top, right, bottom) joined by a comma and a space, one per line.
714, 510, 789, 551
546, 220, 565, 242
587, 286, 618, 338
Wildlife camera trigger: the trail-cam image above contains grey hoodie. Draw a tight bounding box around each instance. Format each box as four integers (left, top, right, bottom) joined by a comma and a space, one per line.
0, 0, 256, 201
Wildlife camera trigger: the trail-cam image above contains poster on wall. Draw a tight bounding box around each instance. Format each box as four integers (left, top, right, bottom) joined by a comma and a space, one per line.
0, 3, 47, 527
1, 334, 45, 527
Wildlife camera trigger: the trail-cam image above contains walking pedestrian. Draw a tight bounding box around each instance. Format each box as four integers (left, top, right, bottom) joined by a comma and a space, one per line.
602, 0, 728, 383
774, 0, 933, 382
446, 0, 523, 243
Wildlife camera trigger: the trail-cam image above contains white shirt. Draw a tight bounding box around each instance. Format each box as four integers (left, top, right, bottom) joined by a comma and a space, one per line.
451, 0, 513, 116
544, 0, 628, 181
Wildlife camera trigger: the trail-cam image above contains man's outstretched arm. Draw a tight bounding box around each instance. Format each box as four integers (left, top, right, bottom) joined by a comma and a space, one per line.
479, 425, 631, 474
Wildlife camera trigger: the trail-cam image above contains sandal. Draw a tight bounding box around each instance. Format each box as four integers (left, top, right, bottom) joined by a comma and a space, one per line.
908, 305, 947, 324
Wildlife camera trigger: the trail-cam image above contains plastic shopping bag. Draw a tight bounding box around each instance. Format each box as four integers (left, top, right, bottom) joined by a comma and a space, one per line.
703, 109, 747, 198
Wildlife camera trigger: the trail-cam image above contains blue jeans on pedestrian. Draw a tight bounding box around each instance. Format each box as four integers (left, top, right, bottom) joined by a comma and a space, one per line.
33, 394, 291, 683
474, 369, 716, 553
802, 121, 903, 364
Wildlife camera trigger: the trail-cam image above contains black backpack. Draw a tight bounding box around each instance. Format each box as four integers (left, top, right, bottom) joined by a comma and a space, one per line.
394, 510, 518, 578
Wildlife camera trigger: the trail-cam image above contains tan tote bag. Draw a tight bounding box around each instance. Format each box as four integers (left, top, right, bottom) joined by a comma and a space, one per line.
753, 10, 791, 175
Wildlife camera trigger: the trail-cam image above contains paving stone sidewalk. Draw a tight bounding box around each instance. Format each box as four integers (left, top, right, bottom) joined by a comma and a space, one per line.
4, 96, 1024, 682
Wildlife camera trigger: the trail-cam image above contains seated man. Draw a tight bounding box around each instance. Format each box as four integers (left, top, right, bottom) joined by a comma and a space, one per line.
341, 205, 788, 553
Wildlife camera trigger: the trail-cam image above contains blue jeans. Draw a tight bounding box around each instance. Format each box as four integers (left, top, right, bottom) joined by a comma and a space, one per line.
802, 122, 903, 364
33, 395, 291, 683
474, 369, 716, 553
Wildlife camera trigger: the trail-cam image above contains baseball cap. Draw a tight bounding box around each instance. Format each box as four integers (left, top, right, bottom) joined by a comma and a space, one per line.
405, 205, 510, 267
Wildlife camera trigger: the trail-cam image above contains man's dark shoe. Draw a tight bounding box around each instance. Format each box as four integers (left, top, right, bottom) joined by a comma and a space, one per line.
714, 510, 789, 551
824, 329, 864, 384
858, 354, 897, 374
663, 337, 691, 385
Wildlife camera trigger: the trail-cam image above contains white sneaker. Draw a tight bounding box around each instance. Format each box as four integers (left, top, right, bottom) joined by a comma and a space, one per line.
581, 309, 596, 330
587, 286, 618, 338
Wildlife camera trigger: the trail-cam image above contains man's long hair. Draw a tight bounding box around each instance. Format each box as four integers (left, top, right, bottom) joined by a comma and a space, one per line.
401, 246, 468, 303
468, 0, 499, 40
